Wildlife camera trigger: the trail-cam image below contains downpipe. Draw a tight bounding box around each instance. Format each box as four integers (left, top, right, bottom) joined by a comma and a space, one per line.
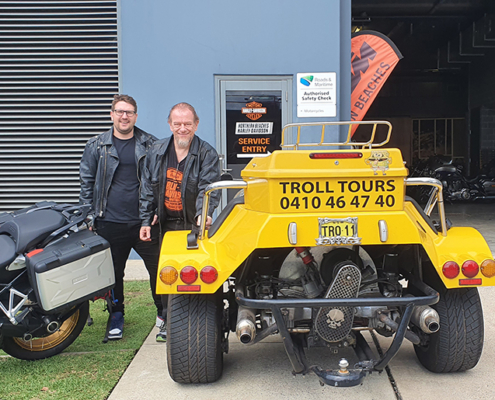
236, 307, 256, 344
410, 305, 440, 334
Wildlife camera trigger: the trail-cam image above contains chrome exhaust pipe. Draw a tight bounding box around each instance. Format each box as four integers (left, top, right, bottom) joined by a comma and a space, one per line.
46, 321, 60, 333
411, 305, 440, 334
43, 317, 60, 334
236, 307, 256, 344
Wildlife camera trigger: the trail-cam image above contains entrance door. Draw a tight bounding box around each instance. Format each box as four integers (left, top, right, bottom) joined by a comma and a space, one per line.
215, 76, 292, 205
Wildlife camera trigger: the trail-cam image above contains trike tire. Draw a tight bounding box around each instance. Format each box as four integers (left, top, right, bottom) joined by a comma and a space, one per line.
414, 287, 483, 372
167, 292, 223, 383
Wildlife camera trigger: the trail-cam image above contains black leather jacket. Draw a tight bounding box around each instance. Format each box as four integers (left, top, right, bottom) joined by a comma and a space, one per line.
140, 135, 221, 229
79, 126, 157, 218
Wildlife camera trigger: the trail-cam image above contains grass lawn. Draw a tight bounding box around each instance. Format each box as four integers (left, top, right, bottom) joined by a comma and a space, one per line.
0, 281, 156, 400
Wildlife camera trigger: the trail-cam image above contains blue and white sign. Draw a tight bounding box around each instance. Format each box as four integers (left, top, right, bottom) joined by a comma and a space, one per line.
297, 72, 337, 118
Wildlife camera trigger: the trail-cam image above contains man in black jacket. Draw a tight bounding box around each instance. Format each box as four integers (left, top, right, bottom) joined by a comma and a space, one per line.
79, 94, 163, 340
139, 102, 221, 341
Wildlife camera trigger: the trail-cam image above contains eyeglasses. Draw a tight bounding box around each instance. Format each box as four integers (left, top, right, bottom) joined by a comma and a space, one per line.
113, 109, 136, 117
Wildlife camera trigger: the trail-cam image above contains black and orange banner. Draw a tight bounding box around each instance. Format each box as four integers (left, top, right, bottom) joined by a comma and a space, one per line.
351, 30, 402, 136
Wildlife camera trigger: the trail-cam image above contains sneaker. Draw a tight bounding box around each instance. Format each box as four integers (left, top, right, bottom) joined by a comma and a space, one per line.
156, 320, 167, 342
108, 311, 124, 340
156, 315, 165, 328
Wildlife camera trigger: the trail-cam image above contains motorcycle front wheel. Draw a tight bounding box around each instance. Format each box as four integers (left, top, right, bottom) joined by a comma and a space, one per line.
1, 301, 89, 360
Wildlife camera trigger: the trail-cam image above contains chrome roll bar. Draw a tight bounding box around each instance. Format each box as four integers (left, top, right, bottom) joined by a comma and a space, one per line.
405, 177, 447, 236
199, 180, 248, 240
280, 120, 392, 150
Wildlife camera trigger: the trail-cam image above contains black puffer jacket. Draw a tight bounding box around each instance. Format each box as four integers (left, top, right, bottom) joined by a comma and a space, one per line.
140, 135, 221, 229
79, 126, 157, 218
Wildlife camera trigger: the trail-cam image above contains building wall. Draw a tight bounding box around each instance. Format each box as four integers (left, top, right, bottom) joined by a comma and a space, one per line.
118, 0, 351, 142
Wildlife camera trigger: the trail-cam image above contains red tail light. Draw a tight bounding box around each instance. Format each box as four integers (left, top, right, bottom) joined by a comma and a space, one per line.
177, 285, 201, 292
180, 266, 198, 284
26, 249, 43, 258
200, 266, 218, 284
310, 152, 363, 159
459, 278, 482, 285
442, 261, 460, 279
461, 260, 479, 278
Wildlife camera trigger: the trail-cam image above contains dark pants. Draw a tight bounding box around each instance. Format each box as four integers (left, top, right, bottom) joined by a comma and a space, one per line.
159, 219, 190, 320
95, 220, 163, 316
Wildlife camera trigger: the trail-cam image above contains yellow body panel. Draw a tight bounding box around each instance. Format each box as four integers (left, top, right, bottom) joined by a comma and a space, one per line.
241, 149, 407, 214
404, 201, 494, 288
157, 148, 494, 294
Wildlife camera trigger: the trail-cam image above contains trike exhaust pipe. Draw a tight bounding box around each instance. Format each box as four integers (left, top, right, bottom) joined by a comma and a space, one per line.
236, 307, 256, 344
411, 305, 440, 334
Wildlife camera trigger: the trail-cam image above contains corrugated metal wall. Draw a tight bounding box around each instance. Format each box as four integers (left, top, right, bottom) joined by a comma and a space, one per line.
0, 0, 118, 211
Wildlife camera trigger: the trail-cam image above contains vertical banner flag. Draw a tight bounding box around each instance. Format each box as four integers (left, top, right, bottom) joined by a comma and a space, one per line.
351, 30, 403, 136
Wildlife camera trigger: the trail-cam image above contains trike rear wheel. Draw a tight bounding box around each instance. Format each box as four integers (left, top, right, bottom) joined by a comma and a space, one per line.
414, 287, 483, 372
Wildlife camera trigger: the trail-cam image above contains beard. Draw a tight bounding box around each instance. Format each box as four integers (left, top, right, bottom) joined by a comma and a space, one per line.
176, 136, 192, 149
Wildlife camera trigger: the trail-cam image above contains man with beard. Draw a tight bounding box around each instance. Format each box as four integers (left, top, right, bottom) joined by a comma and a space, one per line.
79, 94, 163, 340
139, 102, 221, 342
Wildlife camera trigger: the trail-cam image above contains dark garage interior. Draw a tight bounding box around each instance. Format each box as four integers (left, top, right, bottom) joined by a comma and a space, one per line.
352, 0, 495, 177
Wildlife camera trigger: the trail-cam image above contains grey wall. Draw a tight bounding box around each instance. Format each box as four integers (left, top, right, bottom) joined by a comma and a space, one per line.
118, 0, 351, 142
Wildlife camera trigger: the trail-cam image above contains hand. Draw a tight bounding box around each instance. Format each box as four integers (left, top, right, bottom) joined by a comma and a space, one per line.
140, 226, 151, 241
152, 214, 158, 225
196, 215, 213, 229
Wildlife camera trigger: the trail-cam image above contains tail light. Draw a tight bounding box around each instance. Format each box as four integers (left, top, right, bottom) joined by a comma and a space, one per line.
26, 249, 43, 257
159, 266, 178, 285
481, 259, 495, 278
200, 266, 218, 284
309, 152, 363, 159
442, 261, 460, 279
461, 260, 479, 278
180, 266, 198, 284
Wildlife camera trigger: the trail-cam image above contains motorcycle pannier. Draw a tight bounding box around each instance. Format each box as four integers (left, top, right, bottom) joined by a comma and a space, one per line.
26, 229, 115, 312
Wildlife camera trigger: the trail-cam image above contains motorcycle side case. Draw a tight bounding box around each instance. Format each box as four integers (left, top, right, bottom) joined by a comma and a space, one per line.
26, 229, 115, 312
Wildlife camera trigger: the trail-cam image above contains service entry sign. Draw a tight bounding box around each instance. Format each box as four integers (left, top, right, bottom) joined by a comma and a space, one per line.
226, 93, 282, 165
297, 72, 337, 118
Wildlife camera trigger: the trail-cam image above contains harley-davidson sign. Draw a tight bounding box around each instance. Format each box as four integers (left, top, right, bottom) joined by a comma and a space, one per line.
242, 101, 267, 121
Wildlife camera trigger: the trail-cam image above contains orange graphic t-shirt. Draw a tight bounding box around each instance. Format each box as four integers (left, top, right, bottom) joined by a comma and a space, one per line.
165, 167, 183, 213
164, 145, 185, 218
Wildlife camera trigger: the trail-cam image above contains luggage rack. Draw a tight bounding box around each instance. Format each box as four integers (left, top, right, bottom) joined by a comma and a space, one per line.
280, 120, 392, 150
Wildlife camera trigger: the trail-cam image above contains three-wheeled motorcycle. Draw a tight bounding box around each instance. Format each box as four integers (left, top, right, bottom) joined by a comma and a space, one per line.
156, 121, 493, 387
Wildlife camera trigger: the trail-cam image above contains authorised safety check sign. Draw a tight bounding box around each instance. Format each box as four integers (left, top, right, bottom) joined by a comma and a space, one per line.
274, 178, 403, 212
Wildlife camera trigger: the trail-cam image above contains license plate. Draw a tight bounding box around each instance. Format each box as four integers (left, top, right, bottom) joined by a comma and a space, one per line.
316, 217, 361, 246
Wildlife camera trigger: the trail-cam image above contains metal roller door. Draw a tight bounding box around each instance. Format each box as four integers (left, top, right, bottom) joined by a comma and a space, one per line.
0, 0, 118, 211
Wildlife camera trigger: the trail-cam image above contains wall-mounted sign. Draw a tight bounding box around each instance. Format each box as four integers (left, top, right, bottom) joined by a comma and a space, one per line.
296, 72, 337, 118
226, 93, 281, 164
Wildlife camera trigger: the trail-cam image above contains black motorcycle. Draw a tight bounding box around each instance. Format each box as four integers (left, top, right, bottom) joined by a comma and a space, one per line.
0, 202, 115, 360
409, 155, 495, 203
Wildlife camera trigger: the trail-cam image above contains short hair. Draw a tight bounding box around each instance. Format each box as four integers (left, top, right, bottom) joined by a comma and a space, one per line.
111, 94, 137, 113
168, 102, 199, 123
